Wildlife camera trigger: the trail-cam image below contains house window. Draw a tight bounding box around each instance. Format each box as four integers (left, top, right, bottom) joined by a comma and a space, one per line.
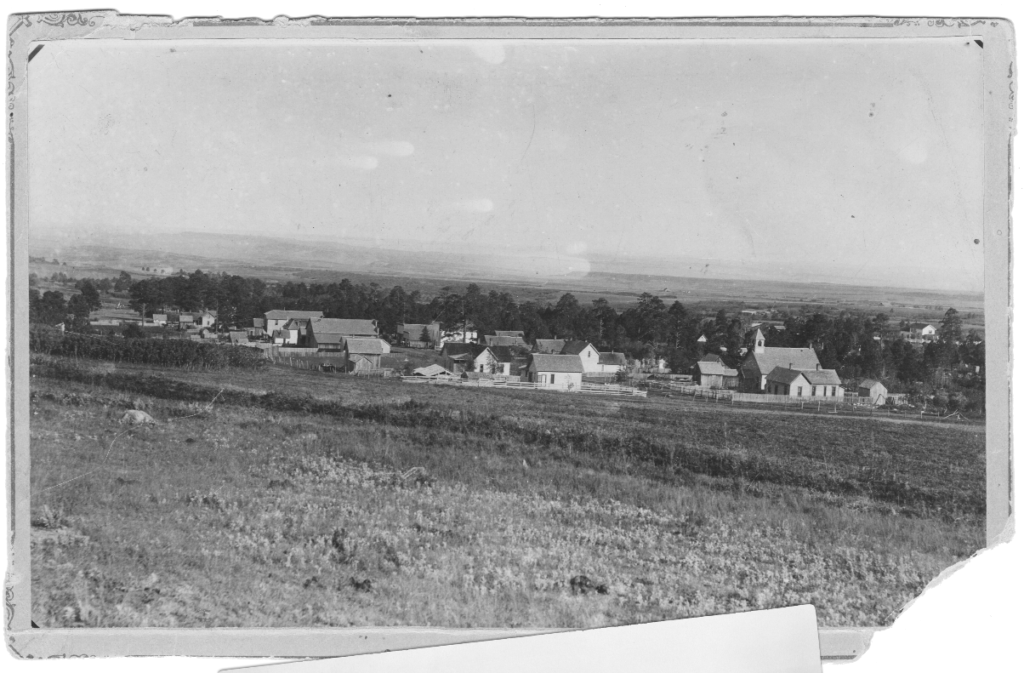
831, 386, 836, 397
797, 386, 803, 397
550, 373, 556, 385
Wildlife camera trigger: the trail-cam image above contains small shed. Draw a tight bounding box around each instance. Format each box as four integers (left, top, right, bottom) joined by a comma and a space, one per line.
696, 355, 739, 389
858, 379, 888, 406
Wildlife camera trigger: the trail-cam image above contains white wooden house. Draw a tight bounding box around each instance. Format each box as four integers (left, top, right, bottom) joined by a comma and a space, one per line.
765, 365, 843, 398
526, 354, 584, 390
561, 340, 602, 373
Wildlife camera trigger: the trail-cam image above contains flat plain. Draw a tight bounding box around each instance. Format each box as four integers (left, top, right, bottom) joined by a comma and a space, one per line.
30, 356, 984, 628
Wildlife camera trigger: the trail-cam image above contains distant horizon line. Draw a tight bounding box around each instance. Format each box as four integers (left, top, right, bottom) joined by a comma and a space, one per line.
29, 225, 985, 297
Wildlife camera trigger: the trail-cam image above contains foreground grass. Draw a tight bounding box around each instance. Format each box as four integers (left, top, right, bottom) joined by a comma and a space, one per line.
30, 358, 985, 628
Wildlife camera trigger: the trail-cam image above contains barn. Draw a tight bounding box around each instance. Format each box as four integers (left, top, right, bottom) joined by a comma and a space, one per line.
696, 355, 739, 389
857, 379, 888, 405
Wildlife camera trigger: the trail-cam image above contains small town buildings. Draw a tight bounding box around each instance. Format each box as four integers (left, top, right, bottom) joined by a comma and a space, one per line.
486, 346, 516, 376
534, 338, 567, 354
441, 343, 485, 375
306, 318, 379, 352
196, 311, 216, 328
596, 352, 628, 374
228, 331, 249, 345
904, 322, 937, 343
264, 310, 325, 334
400, 322, 441, 348
561, 340, 602, 373
526, 353, 584, 389
857, 379, 888, 405
696, 354, 739, 389
740, 329, 822, 392
765, 365, 843, 398
346, 337, 390, 370
151, 313, 168, 326
281, 318, 314, 346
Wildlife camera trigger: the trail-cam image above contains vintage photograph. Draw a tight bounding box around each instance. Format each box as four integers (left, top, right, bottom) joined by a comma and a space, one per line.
21, 23, 995, 635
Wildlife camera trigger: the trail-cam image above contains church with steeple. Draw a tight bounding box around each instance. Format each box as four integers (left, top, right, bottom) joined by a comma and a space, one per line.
739, 328, 823, 393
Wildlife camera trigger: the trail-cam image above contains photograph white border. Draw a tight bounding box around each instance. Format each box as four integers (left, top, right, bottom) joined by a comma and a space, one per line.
4, 3, 1015, 666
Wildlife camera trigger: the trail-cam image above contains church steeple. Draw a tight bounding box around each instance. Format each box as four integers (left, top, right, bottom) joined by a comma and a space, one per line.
754, 328, 765, 354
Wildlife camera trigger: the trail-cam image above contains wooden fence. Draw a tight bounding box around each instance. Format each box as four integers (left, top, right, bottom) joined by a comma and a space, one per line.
401, 376, 647, 398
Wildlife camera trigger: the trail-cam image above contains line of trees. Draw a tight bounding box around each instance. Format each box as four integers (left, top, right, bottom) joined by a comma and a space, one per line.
32, 269, 984, 399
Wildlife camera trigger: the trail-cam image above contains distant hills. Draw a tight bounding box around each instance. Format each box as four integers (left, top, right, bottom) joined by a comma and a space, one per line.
29, 228, 983, 310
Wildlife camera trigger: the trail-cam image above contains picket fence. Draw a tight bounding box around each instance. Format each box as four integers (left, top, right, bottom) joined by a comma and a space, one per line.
401, 376, 646, 398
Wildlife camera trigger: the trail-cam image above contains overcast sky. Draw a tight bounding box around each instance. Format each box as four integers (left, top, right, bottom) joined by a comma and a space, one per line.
29, 37, 985, 291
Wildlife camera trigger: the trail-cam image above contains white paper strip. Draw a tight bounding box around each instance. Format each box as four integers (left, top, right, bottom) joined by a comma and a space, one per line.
225, 605, 821, 673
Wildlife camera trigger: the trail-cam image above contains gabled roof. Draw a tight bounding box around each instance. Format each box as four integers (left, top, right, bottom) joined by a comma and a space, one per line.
530, 353, 585, 373
314, 332, 346, 345
700, 354, 724, 363
697, 360, 738, 377
858, 378, 884, 389
309, 318, 378, 336
413, 364, 450, 377
534, 338, 566, 354
766, 367, 807, 385
561, 340, 595, 355
488, 345, 516, 363
265, 310, 324, 321
346, 338, 387, 355
598, 352, 627, 366
802, 369, 842, 386
908, 322, 934, 330
747, 347, 821, 374
484, 334, 529, 348
494, 330, 525, 338
283, 318, 312, 330
442, 342, 486, 357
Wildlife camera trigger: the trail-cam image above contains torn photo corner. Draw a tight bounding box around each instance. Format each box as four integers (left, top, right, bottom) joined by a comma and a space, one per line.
4, 11, 1014, 663
220, 605, 823, 673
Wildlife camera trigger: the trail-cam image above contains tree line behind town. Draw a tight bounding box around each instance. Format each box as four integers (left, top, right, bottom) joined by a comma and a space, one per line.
30, 269, 984, 406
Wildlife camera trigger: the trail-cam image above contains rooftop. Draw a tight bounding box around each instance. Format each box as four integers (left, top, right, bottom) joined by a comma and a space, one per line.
530, 353, 585, 373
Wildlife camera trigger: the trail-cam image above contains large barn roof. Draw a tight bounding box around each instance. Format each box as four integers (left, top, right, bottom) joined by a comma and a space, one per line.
310, 318, 378, 336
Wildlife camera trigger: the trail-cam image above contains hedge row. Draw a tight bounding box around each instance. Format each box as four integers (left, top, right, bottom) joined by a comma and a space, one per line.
29, 325, 266, 370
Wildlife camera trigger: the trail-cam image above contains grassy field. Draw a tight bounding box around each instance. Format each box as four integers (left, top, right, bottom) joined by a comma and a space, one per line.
30, 356, 985, 628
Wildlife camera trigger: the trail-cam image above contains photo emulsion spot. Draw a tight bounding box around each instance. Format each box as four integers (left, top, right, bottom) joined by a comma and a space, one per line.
8, 14, 1012, 660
